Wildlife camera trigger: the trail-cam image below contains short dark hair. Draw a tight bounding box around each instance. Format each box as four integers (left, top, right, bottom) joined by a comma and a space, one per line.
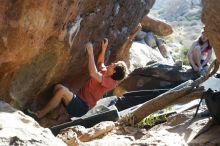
111, 61, 128, 81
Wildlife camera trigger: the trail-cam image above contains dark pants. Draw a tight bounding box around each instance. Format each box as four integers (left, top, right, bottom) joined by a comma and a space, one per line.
66, 95, 89, 117
190, 60, 208, 71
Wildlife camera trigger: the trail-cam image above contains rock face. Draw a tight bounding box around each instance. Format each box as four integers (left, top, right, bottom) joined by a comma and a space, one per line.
0, 0, 155, 109
57, 121, 115, 145
0, 101, 66, 146
202, 0, 220, 62
113, 63, 198, 97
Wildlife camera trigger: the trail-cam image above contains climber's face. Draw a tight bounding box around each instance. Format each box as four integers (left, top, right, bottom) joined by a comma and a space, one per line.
106, 63, 116, 76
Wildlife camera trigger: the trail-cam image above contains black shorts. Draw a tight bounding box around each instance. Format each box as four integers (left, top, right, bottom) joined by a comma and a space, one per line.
66, 95, 89, 117
201, 60, 208, 68
190, 60, 208, 69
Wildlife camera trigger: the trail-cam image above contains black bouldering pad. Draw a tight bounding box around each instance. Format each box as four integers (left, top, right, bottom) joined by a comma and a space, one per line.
50, 108, 119, 136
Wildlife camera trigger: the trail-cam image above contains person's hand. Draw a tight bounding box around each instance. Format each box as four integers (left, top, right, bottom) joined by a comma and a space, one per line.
86, 42, 93, 55
102, 38, 108, 50
193, 65, 200, 72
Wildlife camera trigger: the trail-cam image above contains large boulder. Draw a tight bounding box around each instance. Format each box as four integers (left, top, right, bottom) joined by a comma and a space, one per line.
0, 0, 155, 111
141, 15, 173, 36
113, 63, 199, 97
129, 42, 174, 71
202, 0, 220, 62
0, 101, 66, 146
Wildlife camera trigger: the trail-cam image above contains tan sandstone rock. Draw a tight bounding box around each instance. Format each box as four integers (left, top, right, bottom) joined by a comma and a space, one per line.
0, 0, 155, 126
141, 15, 173, 36
202, 0, 220, 63
57, 121, 115, 146
0, 101, 66, 146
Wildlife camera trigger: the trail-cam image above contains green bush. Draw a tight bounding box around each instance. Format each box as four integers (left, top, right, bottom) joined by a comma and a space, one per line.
178, 47, 189, 65
138, 113, 167, 129
138, 107, 172, 129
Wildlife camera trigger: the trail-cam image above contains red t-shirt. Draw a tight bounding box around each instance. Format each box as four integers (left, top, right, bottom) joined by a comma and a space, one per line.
77, 66, 117, 109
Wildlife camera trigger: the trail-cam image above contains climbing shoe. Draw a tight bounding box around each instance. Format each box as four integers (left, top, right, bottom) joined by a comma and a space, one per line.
24, 109, 39, 121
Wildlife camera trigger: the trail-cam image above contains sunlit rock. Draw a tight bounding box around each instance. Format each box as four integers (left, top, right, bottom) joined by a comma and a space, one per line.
202, 0, 220, 62
0, 101, 66, 146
